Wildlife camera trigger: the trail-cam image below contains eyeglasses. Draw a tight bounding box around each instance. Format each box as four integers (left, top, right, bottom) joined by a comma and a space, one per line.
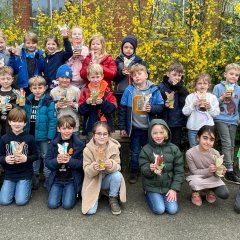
95, 132, 109, 138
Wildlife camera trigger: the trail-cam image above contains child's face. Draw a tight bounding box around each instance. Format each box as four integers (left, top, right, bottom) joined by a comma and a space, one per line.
90, 39, 102, 55
58, 124, 74, 140
224, 69, 240, 84
46, 39, 58, 54
167, 70, 183, 85
58, 77, 71, 88
195, 79, 209, 93
8, 120, 26, 135
25, 39, 37, 52
0, 74, 13, 89
0, 37, 6, 51
151, 125, 166, 144
88, 73, 103, 88
197, 132, 215, 152
122, 42, 134, 57
93, 126, 109, 147
132, 70, 148, 87
30, 85, 47, 100
71, 28, 83, 45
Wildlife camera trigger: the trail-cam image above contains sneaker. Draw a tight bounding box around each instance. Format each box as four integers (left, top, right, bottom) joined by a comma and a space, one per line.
206, 190, 216, 203
191, 191, 202, 206
128, 172, 138, 184
224, 171, 240, 185
32, 175, 39, 190
109, 197, 121, 215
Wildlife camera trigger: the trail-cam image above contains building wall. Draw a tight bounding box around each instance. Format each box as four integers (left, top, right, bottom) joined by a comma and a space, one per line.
13, 0, 31, 29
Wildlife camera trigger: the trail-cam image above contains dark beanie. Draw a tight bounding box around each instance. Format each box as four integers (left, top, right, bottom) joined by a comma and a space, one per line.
121, 35, 138, 53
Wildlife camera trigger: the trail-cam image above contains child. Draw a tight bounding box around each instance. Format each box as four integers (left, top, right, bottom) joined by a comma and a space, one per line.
44, 29, 73, 90
0, 31, 10, 67
158, 62, 189, 148
186, 125, 229, 206
0, 66, 18, 135
9, 32, 44, 95
81, 121, 126, 215
139, 119, 184, 215
67, 26, 89, 90
212, 63, 240, 184
80, 34, 117, 90
183, 73, 220, 147
119, 63, 164, 184
24, 76, 57, 189
114, 35, 146, 105
78, 63, 117, 136
50, 64, 80, 132
0, 108, 38, 206
45, 115, 85, 209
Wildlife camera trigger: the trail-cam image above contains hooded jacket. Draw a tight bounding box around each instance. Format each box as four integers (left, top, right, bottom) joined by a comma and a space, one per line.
81, 137, 126, 214
139, 119, 184, 194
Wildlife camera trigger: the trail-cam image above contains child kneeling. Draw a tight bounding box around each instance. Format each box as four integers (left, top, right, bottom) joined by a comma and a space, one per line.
45, 115, 85, 209
139, 119, 184, 215
81, 121, 126, 215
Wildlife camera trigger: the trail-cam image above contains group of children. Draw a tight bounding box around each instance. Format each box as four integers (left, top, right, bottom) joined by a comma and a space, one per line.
0, 26, 240, 215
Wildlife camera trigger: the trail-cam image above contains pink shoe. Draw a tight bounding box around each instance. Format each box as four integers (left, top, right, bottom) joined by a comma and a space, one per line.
191, 192, 202, 206
206, 191, 216, 203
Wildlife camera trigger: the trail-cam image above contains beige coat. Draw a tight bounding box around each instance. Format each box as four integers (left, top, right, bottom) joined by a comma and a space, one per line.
81, 137, 126, 214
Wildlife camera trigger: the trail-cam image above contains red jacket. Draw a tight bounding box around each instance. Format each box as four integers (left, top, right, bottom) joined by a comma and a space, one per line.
80, 54, 117, 90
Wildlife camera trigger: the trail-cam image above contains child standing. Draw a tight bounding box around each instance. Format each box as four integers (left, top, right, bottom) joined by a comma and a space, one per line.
24, 76, 57, 189
139, 119, 184, 215
0, 31, 10, 66
119, 63, 164, 183
80, 34, 117, 90
78, 64, 117, 136
67, 26, 89, 90
212, 63, 240, 184
44, 29, 73, 90
50, 64, 80, 133
45, 115, 85, 209
183, 73, 220, 147
114, 35, 146, 105
0, 108, 38, 206
9, 32, 44, 95
158, 62, 189, 148
186, 125, 229, 206
81, 121, 126, 215
0, 66, 18, 135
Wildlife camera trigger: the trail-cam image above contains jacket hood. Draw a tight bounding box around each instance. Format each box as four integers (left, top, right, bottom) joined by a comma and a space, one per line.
162, 75, 184, 91
148, 119, 172, 147
132, 80, 154, 90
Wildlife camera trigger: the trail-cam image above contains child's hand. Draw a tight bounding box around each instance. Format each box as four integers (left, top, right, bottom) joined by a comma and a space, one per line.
10, 43, 21, 56
120, 130, 128, 137
96, 98, 103, 105
14, 154, 27, 164
220, 90, 232, 101
145, 103, 151, 112
62, 154, 70, 163
165, 102, 170, 108
86, 98, 93, 105
205, 101, 211, 110
57, 154, 64, 163
104, 160, 113, 169
57, 100, 67, 109
5, 155, 15, 164
150, 163, 157, 172
166, 189, 177, 202
57, 25, 68, 37
93, 161, 100, 171
122, 68, 130, 75
66, 99, 74, 107
193, 99, 200, 107
6, 103, 13, 110
209, 164, 217, 173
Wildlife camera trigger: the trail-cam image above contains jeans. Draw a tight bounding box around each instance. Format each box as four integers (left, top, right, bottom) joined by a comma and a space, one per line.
33, 141, 50, 177
213, 185, 229, 199
188, 129, 198, 148
145, 191, 178, 215
48, 179, 76, 210
0, 179, 32, 206
87, 171, 122, 215
130, 127, 148, 172
215, 122, 237, 171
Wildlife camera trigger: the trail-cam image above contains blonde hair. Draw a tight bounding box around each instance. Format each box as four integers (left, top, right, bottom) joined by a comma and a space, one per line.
87, 63, 103, 77
0, 66, 13, 76
194, 73, 211, 87
28, 76, 46, 87
70, 26, 83, 36
0, 30, 6, 41
130, 63, 148, 76
89, 34, 106, 55
225, 63, 240, 73
152, 124, 169, 140
24, 32, 38, 44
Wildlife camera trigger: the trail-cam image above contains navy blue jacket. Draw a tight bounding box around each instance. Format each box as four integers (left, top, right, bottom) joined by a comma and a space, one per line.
45, 133, 85, 193
158, 76, 189, 127
44, 38, 73, 87
0, 131, 38, 180
24, 93, 57, 141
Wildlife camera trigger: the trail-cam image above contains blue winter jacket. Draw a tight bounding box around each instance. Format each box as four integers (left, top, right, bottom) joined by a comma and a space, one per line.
24, 93, 57, 141
118, 81, 164, 136
9, 48, 44, 88
45, 133, 85, 193
158, 76, 189, 127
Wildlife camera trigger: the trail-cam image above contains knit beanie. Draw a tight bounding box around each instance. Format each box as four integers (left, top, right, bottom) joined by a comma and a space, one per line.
121, 35, 138, 53
56, 64, 73, 79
